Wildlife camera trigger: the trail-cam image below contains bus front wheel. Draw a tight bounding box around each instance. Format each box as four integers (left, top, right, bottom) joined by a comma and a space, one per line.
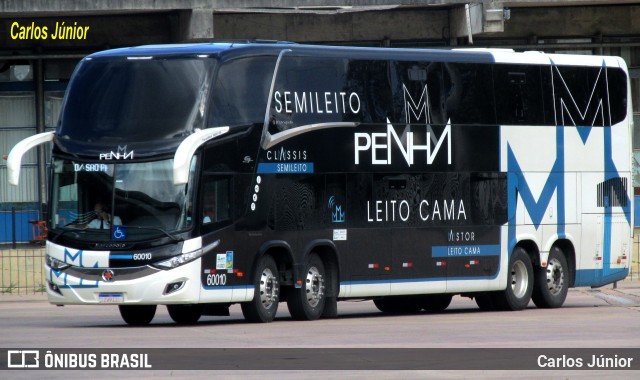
167, 304, 203, 324
242, 255, 280, 323
118, 304, 156, 326
287, 253, 326, 320
532, 247, 569, 308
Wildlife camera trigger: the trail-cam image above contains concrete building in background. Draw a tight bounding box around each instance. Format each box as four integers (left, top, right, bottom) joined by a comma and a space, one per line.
1, 0, 640, 242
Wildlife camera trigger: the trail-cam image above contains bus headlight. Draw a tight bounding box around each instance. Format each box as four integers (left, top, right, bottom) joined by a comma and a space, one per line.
153, 249, 205, 269
45, 255, 71, 270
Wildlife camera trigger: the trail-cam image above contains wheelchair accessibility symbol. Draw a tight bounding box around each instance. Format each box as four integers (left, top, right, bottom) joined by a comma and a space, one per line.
113, 226, 127, 240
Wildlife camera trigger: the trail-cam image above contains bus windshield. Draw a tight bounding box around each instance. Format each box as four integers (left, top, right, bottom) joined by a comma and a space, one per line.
50, 157, 197, 240
57, 56, 214, 148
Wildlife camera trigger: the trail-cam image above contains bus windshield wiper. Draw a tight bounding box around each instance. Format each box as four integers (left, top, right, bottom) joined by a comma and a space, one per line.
50, 227, 88, 244
121, 225, 183, 242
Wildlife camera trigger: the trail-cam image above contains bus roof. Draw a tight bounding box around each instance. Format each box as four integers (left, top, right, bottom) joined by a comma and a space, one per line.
87, 42, 495, 64
86, 42, 623, 69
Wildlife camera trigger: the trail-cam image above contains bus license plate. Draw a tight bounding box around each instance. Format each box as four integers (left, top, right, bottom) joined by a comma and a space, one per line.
99, 293, 124, 303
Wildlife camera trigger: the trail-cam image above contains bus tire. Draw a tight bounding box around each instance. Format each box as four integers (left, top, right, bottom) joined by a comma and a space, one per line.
373, 296, 422, 314
420, 294, 453, 312
241, 255, 280, 323
118, 305, 156, 326
532, 247, 569, 308
167, 304, 203, 324
494, 247, 533, 311
372, 297, 395, 313
287, 253, 326, 321
321, 296, 338, 319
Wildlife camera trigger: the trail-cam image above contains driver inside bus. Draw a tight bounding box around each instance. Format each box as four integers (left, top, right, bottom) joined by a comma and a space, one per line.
86, 201, 122, 229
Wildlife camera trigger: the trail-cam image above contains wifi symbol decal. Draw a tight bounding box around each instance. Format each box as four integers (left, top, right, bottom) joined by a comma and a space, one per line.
328, 196, 345, 223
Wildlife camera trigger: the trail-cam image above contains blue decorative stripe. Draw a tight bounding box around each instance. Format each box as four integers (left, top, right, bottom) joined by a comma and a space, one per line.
58, 284, 99, 289
110, 254, 133, 259
340, 275, 499, 286
574, 268, 628, 287
257, 162, 314, 174
201, 285, 254, 290
432, 244, 500, 258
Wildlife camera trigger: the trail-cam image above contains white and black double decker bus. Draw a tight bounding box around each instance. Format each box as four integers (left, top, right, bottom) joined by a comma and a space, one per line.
8, 43, 633, 325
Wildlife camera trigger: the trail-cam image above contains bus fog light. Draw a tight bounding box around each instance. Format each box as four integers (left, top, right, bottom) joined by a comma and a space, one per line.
164, 281, 185, 295
48, 282, 63, 295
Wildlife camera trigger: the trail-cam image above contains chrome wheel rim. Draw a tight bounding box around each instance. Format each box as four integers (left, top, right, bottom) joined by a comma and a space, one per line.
546, 258, 565, 296
305, 266, 324, 307
259, 268, 278, 309
511, 260, 529, 299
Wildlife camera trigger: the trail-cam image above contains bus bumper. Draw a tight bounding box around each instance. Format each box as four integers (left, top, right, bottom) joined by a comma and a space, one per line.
45, 258, 202, 305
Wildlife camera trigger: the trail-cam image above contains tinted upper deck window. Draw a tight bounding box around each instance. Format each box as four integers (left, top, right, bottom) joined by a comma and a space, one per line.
552, 65, 627, 127
208, 56, 277, 128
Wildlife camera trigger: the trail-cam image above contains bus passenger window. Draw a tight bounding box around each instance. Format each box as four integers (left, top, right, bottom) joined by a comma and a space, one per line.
201, 176, 231, 226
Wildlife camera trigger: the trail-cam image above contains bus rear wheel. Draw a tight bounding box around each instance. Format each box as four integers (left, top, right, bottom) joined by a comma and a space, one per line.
494, 247, 533, 311
167, 304, 203, 324
242, 255, 280, 323
532, 247, 569, 308
118, 305, 156, 326
287, 253, 326, 321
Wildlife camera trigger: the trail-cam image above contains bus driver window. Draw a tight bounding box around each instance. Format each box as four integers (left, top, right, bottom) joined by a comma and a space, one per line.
201, 176, 230, 225
203, 192, 214, 224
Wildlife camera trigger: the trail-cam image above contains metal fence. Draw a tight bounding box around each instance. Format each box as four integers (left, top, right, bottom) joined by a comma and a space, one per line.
0, 245, 46, 295
0, 209, 47, 245
0, 209, 46, 295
